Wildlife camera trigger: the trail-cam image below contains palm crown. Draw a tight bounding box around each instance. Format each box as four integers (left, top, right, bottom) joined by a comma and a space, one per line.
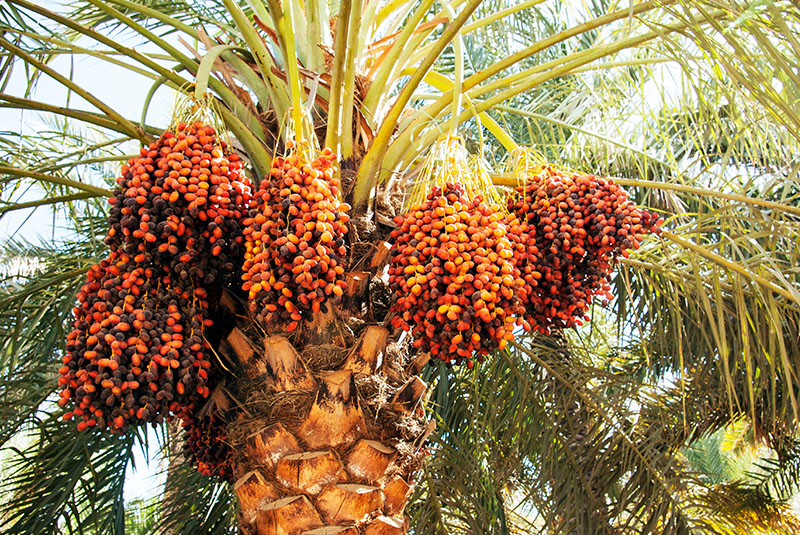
1, 1, 800, 534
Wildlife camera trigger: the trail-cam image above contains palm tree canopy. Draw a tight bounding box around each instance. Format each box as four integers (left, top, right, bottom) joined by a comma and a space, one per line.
0, 1, 800, 534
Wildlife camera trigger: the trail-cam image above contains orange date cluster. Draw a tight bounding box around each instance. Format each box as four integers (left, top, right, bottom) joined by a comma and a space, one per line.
59, 121, 249, 472
181, 410, 234, 481
105, 122, 251, 284
60, 252, 213, 433
242, 148, 350, 331
388, 183, 527, 368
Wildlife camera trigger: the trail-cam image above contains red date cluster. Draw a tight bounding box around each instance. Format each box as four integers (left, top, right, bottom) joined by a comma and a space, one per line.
507, 166, 660, 333
182, 410, 234, 482
59, 122, 250, 477
60, 252, 212, 432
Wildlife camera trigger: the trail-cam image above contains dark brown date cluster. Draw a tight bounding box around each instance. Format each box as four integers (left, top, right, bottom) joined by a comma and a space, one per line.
388, 183, 527, 367
104, 122, 251, 284
242, 147, 349, 331
181, 411, 234, 482
59, 252, 212, 433
59, 121, 250, 454
507, 166, 660, 333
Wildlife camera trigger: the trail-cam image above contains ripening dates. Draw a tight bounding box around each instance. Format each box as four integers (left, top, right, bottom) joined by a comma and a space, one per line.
182, 412, 234, 481
60, 121, 251, 441
105, 121, 251, 285
242, 147, 350, 331
388, 183, 527, 367
59, 252, 213, 433
507, 166, 661, 333
388, 170, 660, 366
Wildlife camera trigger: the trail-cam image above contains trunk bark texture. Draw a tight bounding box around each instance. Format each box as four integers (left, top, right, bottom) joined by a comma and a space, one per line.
217, 293, 432, 535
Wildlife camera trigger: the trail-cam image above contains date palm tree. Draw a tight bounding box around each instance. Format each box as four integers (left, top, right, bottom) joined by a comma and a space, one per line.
1, 1, 800, 534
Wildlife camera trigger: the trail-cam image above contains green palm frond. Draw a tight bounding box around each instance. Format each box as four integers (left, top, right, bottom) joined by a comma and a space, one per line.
412, 355, 546, 534
158, 426, 237, 535
125, 496, 160, 535
616, 199, 800, 422
0, 218, 106, 445
0, 413, 138, 535
690, 482, 800, 534
70, 0, 232, 34
409, 333, 799, 535
748, 444, 800, 503
125, 496, 161, 535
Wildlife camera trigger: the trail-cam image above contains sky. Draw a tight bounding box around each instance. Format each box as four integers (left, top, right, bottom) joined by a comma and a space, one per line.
0, 11, 176, 243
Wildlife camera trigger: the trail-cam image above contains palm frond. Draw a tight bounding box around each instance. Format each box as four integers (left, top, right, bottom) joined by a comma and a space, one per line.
409, 331, 800, 535
125, 496, 161, 535
158, 424, 237, 535
0, 412, 139, 535
616, 195, 800, 424
0, 217, 106, 446
748, 443, 800, 503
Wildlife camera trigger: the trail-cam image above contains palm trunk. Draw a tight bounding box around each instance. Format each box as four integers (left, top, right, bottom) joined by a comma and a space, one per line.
216, 290, 432, 535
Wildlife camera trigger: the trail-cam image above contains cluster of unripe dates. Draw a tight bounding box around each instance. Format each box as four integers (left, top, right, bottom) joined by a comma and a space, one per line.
181, 410, 234, 481
59, 122, 247, 475
241, 147, 350, 331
